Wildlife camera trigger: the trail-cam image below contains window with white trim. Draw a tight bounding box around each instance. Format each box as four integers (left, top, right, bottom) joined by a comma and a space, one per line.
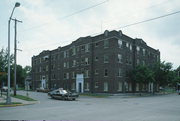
72, 47, 76, 55
104, 39, 109, 48
118, 54, 122, 63
136, 46, 140, 54
118, 39, 123, 48
95, 69, 98, 75
104, 82, 108, 91
117, 68, 122, 77
118, 81, 122, 91
85, 82, 89, 91
72, 60, 76, 67
85, 44, 90, 52
84, 70, 89, 78
85, 58, 89, 65
104, 55, 109, 63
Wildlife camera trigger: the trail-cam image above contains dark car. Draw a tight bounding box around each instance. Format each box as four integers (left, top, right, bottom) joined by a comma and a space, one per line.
48, 88, 79, 100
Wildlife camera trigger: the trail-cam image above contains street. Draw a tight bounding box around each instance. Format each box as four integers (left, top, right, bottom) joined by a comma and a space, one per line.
0, 91, 180, 121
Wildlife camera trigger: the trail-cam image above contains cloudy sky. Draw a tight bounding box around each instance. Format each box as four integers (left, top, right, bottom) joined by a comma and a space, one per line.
0, 0, 180, 69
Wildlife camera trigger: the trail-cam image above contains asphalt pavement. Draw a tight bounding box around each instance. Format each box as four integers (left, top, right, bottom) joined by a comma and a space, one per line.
0, 91, 180, 121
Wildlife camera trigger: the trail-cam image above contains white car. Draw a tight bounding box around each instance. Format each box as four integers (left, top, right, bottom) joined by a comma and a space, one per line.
1, 86, 11, 92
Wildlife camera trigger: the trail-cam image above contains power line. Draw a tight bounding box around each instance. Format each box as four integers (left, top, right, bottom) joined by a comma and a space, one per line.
116, 10, 180, 29
22, 9, 180, 52
20, 0, 109, 32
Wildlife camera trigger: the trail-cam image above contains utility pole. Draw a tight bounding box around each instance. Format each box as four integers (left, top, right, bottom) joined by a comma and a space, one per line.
12, 18, 22, 96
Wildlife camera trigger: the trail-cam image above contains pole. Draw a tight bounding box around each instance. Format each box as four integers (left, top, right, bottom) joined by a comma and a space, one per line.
6, 19, 11, 104
12, 18, 22, 96
14, 19, 17, 96
6, 2, 21, 104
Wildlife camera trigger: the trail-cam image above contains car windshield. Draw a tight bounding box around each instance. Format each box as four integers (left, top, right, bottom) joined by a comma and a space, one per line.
60, 90, 67, 94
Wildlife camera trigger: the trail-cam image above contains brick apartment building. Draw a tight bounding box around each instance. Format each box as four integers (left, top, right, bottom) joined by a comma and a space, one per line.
31, 30, 160, 93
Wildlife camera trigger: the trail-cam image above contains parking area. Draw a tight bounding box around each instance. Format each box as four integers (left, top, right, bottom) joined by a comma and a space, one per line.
0, 91, 180, 121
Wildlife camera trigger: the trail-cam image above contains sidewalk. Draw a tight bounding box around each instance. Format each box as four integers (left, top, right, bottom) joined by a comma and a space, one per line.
0, 94, 39, 107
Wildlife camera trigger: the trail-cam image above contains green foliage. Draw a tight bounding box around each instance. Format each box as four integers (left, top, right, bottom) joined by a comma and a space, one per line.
11, 94, 36, 101
129, 61, 180, 89
0, 48, 14, 86
130, 65, 154, 83
0, 47, 32, 88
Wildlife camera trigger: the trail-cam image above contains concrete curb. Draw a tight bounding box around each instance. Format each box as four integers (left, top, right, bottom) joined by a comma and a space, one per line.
0, 101, 40, 108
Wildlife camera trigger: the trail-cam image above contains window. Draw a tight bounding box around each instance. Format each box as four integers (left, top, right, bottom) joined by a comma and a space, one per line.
129, 57, 132, 65
104, 69, 108, 77
117, 68, 122, 77
72, 60, 76, 67
64, 51, 66, 58
95, 69, 98, 75
95, 82, 98, 88
85, 82, 89, 91
137, 59, 140, 65
64, 62, 66, 68
84, 70, 89, 78
81, 58, 84, 64
136, 46, 140, 54
136, 83, 139, 91
76, 47, 80, 52
64, 73, 69, 79
51, 65, 55, 70
104, 55, 109, 63
64, 51, 69, 58
81, 45, 85, 51
85, 58, 89, 65
66, 73, 69, 79
130, 44, 132, 51
126, 42, 129, 48
63, 73, 66, 79
72, 83, 75, 90
85, 44, 90, 52
72, 71, 76, 79
95, 42, 99, 47
118, 39, 122, 48
104, 82, 108, 91
143, 48, 146, 56
39, 58, 41, 63
39, 67, 41, 72
95, 57, 98, 61
118, 82, 122, 91
46, 65, 48, 71
104, 39, 109, 48
52, 74, 56, 79
66, 62, 69, 68
118, 54, 122, 63
72, 47, 76, 55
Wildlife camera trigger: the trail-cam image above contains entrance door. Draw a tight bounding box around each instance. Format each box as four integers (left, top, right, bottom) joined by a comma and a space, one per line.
78, 83, 82, 93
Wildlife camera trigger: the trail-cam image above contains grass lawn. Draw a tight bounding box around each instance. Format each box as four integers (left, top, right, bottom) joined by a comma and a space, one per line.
10, 94, 37, 101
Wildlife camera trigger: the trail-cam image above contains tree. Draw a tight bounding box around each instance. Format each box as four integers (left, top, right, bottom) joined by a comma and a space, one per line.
129, 65, 154, 93
0, 48, 14, 87
151, 61, 173, 87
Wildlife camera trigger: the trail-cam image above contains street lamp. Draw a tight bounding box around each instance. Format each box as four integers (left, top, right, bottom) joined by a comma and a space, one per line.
7, 2, 20, 104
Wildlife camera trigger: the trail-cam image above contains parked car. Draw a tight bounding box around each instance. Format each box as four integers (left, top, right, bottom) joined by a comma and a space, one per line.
1, 86, 11, 92
48, 88, 79, 100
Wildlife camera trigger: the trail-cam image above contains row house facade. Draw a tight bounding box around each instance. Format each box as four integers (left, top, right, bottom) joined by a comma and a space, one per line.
32, 30, 160, 93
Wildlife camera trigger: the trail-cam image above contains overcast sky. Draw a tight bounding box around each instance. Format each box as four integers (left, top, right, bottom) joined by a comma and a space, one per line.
0, 0, 180, 69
